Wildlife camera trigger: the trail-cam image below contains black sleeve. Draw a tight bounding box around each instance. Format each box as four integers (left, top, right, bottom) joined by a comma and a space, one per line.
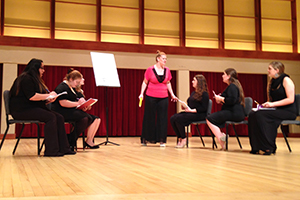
195, 92, 209, 113
20, 75, 39, 100
55, 82, 78, 102
222, 84, 239, 105
55, 83, 70, 101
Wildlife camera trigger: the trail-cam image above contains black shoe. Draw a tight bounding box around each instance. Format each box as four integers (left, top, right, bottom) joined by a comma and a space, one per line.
44, 152, 64, 157
64, 149, 76, 155
84, 142, 100, 149
258, 150, 272, 155
250, 150, 258, 154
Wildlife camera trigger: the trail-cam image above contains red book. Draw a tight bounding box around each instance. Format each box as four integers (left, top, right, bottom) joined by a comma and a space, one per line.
76, 98, 98, 110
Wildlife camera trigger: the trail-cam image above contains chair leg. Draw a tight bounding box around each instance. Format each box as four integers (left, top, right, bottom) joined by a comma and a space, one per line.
0, 125, 10, 150
185, 126, 189, 148
232, 125, 242, 149
82, 131, 85, 151
13, 124, 25, 155
280, 126, 292, 152
36, 123, 42, 156
208, 127, 217, 149
40, 140, 45, 154
225, 124, 229, 150
195, 125, 205, 147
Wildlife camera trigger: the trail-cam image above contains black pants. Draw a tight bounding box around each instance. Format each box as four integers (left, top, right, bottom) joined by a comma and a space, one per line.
141, 95, 168, 143
170, 112, 206, 139
248, 109, 296, 153
11, 108, 70, 156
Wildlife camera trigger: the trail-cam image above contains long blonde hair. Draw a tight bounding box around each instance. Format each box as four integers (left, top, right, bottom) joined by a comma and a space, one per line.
267, 61, 285, 101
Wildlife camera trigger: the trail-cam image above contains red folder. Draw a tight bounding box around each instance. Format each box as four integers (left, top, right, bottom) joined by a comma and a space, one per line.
76, 98, 98, 110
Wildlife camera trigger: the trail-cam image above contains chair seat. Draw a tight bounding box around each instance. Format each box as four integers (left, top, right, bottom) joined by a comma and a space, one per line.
225, 120, 248, 125
191, 121, 206, 125
9, 119, 41, 124
281, 120, 300, 125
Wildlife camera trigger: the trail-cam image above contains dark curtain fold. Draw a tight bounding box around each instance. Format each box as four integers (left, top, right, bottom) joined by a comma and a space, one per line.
15, 65, 177, 137
189, 71, 267, 136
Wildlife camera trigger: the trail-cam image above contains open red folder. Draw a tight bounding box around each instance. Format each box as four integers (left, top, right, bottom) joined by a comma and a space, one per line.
76, 98, 98, 110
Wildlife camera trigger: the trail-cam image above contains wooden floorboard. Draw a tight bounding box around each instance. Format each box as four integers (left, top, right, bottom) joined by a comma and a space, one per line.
0, 136, 300, 200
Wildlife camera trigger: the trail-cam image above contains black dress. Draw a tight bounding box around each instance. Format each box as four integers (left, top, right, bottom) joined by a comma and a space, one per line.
170, 91, 209, 139
207, 83, 245, 128
248, 74, 297, 153
52, 82, 93, 146
10, 75, 71, 156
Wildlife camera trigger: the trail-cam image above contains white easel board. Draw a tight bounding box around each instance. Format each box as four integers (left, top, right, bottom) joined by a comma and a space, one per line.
90, 52, 121, 87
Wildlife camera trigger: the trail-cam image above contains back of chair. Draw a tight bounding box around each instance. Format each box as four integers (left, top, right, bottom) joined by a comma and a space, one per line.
295, 94, 300, 116
207, 99, 213, 116
244, 97, 253, 117
3, 90, 10, 115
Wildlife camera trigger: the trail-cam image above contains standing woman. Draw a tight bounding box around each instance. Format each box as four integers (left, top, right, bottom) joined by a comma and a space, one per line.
52, 69, 100, 150
9, 58, 75, 156
248, 61, 297, 155
206, 68, 245, 149
170, 75, 209, 148
139, 50, 178, 147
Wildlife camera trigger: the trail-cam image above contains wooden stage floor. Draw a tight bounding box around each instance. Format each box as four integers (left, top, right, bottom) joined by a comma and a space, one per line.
0, 136, 300, 200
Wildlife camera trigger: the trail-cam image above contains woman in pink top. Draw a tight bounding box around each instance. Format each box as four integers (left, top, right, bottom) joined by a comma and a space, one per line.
139, 50, 178, 147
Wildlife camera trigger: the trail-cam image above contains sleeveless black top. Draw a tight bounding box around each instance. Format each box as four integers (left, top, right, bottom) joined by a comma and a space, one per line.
269, 73, 297, 114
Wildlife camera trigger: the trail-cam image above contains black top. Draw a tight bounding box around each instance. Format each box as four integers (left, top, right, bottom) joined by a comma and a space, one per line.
221, 83, 244, 115
187, 91, 209, 114
51, 82, 89, 120
270, 73, 297, 114
10, 74, 48, 113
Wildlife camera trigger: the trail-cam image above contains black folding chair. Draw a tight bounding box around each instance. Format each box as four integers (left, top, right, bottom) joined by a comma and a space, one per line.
185, 99, 217, 148
0, 90, 43, 155
224, 97, 253, 150
280, 94, 300, 152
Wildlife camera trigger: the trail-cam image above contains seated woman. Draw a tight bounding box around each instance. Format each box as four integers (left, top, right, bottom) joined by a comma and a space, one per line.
206, 68, 245, 149
248, 61, 297, 155
9, 58, 75, 157
51, 69, 100, 150
170, 75, 209, 148
75, 77, 101, 148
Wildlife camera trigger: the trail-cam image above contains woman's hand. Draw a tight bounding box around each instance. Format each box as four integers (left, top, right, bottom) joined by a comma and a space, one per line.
171, 95, 178, 102
138, 94, 143, 99
46, 91, 58, 102
213, 91, 224, 104
214, 94, 224, 104
82, 105, 92, 111
78, 98, 86, 105
262, 102, 275, 108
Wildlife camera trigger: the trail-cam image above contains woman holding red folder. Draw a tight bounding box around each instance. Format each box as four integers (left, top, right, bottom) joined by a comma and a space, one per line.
52, 69, 100, 150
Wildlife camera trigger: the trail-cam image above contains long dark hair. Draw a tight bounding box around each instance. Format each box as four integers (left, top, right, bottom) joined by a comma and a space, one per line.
224, 68, 245, 107
193, 74, 209, 101
10, 58, 48, 96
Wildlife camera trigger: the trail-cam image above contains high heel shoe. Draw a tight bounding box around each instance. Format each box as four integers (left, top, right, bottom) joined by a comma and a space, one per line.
220, 133, 228, 142
84, 141, 100, 149
176, 139, 186, 148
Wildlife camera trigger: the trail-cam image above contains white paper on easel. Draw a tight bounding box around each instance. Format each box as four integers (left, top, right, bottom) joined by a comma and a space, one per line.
90, 52, 121, 87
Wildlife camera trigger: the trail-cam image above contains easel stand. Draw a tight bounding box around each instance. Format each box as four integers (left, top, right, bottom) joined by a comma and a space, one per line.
99, 87, 120, 146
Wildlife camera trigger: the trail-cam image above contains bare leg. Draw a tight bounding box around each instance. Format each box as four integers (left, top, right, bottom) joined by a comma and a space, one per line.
206, 119, 225, 149
86, 118, 101, 146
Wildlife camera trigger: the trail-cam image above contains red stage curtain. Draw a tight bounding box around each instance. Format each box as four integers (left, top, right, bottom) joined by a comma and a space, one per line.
189, 71, 267, 136
15, 65, 177, 137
